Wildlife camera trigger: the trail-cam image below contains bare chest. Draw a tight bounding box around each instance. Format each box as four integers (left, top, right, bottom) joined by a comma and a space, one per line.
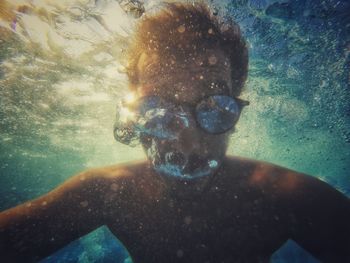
108, 190, 288, 263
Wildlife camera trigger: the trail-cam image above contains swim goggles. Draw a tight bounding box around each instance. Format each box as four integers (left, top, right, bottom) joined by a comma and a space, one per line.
114, 95, 249, 146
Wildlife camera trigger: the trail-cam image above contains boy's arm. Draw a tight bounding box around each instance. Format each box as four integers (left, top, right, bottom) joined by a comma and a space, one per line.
0, 170, 108, 263
290, 175, 350, 262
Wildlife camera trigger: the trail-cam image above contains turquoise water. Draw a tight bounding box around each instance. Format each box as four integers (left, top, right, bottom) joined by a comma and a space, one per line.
0, 0, 349, 262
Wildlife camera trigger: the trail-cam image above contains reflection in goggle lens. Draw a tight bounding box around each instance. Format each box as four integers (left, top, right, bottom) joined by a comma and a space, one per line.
196, 95, 241, 134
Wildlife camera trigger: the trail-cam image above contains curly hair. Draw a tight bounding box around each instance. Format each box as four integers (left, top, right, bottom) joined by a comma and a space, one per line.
126, 2, 248, 97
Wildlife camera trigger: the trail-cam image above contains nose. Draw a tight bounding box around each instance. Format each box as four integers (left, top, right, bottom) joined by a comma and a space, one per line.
175, 122, 204, 155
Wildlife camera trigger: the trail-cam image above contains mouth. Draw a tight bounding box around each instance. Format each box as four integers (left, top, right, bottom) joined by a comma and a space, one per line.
149, 148, 219, 179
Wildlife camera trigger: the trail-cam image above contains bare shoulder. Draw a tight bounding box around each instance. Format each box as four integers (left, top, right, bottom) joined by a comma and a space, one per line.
71, 160, 149, 188
223, 156, 348, 201
78, 160, 147, 179
73, 160, 160, 204
15, 160, 152, 215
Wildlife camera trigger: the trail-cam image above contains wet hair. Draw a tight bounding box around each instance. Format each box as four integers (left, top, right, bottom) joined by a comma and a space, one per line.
126, 1, 248, 97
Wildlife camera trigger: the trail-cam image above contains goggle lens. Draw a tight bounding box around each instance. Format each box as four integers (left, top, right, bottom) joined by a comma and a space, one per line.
114, 95, 247, 145
196, 95, 241, 134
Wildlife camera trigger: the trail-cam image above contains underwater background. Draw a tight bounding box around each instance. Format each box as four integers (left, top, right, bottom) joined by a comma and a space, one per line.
0, 0, 349, 262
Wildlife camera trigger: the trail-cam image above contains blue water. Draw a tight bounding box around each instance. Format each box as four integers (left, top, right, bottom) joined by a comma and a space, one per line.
1, 0, 349, 262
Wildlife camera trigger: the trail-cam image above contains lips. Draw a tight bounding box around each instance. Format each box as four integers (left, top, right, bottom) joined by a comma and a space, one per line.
163, 149, 209, 171
158, 150, 217, 178
182, 154, 211, 174
165, 151, 187, 167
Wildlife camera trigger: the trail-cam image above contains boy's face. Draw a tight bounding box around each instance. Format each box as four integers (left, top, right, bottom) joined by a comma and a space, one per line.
135, 48, 235, 179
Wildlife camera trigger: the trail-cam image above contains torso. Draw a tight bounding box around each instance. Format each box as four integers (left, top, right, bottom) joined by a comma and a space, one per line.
101, 157, 302, 263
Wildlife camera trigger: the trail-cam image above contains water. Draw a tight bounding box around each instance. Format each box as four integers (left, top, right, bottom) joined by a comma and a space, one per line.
0, 0, 349, 262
